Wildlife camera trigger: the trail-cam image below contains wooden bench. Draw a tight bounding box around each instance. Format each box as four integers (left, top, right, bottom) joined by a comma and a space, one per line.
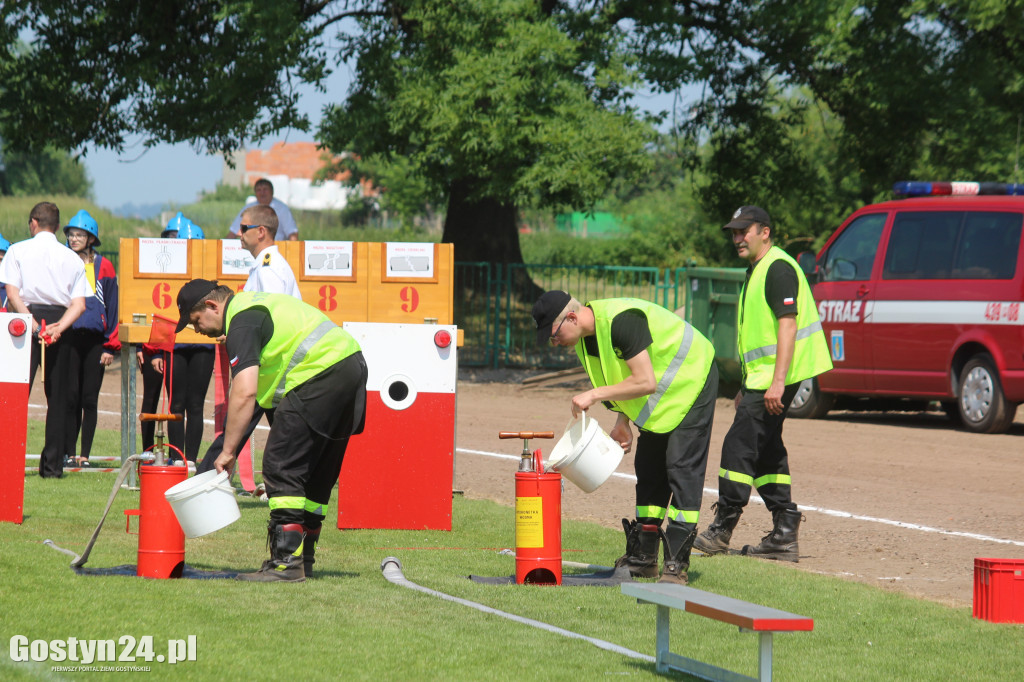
621, 583, 813, 681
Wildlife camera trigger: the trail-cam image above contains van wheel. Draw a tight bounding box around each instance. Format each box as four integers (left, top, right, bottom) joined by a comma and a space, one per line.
787, 378, 834, 419
957, 356, 1018, 433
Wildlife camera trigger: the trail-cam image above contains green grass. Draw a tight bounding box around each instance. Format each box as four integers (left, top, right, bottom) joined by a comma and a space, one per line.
0, 195, 434, 252
5, 425, 1022, 680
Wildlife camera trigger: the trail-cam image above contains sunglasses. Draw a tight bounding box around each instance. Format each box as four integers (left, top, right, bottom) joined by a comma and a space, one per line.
239, 224, 262, 234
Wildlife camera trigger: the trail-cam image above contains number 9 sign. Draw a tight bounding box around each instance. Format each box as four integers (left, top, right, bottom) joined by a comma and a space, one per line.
400, 286, 419, 313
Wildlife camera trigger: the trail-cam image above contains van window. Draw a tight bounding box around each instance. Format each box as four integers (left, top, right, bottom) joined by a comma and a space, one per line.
822, 213, 885, 281
883, 210, 1022, 280
883, 211, 961, 279
952, 212, 1022, 279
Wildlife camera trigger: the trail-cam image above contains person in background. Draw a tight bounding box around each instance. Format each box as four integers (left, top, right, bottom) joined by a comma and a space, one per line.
138, 212, 190, 451
0, 233, 10, 309
694, 206, 832, 562
197, 203, 301, 475
156, 219, 214, 464
227, 178, 299, 241
0, 202, 90, 478
532, 290, 718, 585
175, 280, 366, 581
63, 210, 120, 467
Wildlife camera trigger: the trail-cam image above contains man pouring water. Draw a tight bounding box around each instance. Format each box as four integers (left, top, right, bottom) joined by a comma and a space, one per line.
532, 291, 718, 584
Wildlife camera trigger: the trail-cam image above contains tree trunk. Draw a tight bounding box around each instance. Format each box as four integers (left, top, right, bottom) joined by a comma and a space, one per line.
442, 177, 543, 303
441, 177, 524, 264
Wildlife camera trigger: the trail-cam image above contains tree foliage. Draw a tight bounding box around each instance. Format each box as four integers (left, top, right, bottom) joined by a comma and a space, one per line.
0, 146, 93, 198
2, 1, 1023, 267
318, 0, 654, 263
623, 0, 1024, 232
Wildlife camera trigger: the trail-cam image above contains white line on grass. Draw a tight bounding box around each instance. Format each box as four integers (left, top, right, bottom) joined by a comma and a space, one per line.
28, 403, 270, 431
456, 447, 1024, 548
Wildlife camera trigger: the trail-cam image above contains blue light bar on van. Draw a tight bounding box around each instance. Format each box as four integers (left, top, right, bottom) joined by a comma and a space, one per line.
894, 181, 1024, 196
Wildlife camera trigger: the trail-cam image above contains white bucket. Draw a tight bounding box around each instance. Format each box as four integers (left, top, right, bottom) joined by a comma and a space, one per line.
547, 412, 624, 493
164, 470, 241, 538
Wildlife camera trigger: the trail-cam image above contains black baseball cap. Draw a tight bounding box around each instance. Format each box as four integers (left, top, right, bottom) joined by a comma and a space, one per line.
532, 290, 572, 346
723, 205, 771, 231
174, 279, 219, 332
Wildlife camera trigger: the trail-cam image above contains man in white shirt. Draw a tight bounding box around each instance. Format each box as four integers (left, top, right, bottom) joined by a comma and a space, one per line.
239, 204, 301, 299
196, 204, 301, 475
226, 178, 299, 241
0, 202, 91, 478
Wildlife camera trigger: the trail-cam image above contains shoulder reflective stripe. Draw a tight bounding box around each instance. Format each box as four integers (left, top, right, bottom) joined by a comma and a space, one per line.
754, 473, 792, 488
667, 506, 700, 524
272, 319, 337, 406
635, 323, 694, 428
719, 467, 754, 487
268, 496, 305, 511
636, 505, 667, 520
303, 499, 325, 516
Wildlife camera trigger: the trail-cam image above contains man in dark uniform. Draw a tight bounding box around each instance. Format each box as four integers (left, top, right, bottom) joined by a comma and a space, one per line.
0, 202, 90, 478
533, 291, 718, 584
175, 279, 367, 581
694, 206, 831, 562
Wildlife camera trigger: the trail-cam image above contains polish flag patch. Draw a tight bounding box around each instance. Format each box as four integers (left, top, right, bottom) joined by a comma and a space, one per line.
229, 355, 240, 367
783, 297, 795, 305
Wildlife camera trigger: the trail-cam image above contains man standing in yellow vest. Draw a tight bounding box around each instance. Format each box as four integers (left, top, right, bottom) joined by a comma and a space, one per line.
175, 280, 367, 582
694, 206, 831, 562
533, 291, 718, 584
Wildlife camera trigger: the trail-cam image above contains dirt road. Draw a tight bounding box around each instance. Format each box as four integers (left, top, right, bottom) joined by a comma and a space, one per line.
36, 365, 1024, 608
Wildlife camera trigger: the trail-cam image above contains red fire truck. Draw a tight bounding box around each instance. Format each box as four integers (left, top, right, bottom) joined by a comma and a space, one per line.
790, 181, 1024, 433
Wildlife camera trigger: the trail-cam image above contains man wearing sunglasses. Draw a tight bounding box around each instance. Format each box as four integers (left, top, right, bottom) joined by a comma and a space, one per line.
196, 204, 300, 477
237, 204, 301, 299
532, 290, 718, 585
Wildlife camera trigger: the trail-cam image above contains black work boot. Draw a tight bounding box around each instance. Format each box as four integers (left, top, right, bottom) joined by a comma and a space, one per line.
613, 519, 661, 578
301, 525, 321, 578
659, 528, 697, 585
237, 522, 306, 582
741, 508, 803, 562
693, 502, 743, 555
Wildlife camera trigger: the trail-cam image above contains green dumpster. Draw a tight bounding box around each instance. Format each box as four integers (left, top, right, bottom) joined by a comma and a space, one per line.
678, 267, 746, 397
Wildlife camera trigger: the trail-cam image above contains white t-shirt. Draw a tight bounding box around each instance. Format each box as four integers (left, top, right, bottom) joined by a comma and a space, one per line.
0, 231, 91, 306
228, 198, 298, 240
243, 245, 301, 299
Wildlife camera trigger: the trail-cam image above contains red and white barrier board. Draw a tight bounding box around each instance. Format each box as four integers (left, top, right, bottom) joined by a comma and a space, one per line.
336, 322, 457, 530
1, 313, 32, 524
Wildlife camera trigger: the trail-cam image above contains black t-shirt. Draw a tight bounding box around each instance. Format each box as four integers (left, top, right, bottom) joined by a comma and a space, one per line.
744, 259, 799, 319
224, 301, 274, 377
581, 307, 653, 361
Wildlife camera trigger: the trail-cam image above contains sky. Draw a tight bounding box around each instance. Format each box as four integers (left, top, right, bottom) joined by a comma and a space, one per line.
83, 67, 354, 213
82, 68, 684, 214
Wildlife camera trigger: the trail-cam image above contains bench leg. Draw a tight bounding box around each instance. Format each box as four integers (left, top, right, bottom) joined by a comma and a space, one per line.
655, 605, 670, 673
758, 632, 773, 682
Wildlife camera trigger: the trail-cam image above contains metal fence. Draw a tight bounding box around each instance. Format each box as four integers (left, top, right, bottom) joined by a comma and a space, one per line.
455, 262, 684, 369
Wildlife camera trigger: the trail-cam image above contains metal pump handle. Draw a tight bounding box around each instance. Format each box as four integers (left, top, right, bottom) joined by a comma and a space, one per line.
139, 413, 184, 422
498, 431, 554, 439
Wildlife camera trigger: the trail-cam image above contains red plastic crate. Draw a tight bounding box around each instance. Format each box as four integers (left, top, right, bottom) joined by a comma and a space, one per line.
973, 558, 1024, 623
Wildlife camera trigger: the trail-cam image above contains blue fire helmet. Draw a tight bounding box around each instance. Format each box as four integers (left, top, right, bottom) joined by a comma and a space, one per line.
163, 211, 189, 238
177, 220, 205, 240
0, 233, 11, 252
64, 209, 101, 247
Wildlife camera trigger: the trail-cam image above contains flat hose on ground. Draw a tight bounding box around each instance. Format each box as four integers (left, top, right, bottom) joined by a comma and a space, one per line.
379, 557, 654, 664
44, 454, 151, 567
